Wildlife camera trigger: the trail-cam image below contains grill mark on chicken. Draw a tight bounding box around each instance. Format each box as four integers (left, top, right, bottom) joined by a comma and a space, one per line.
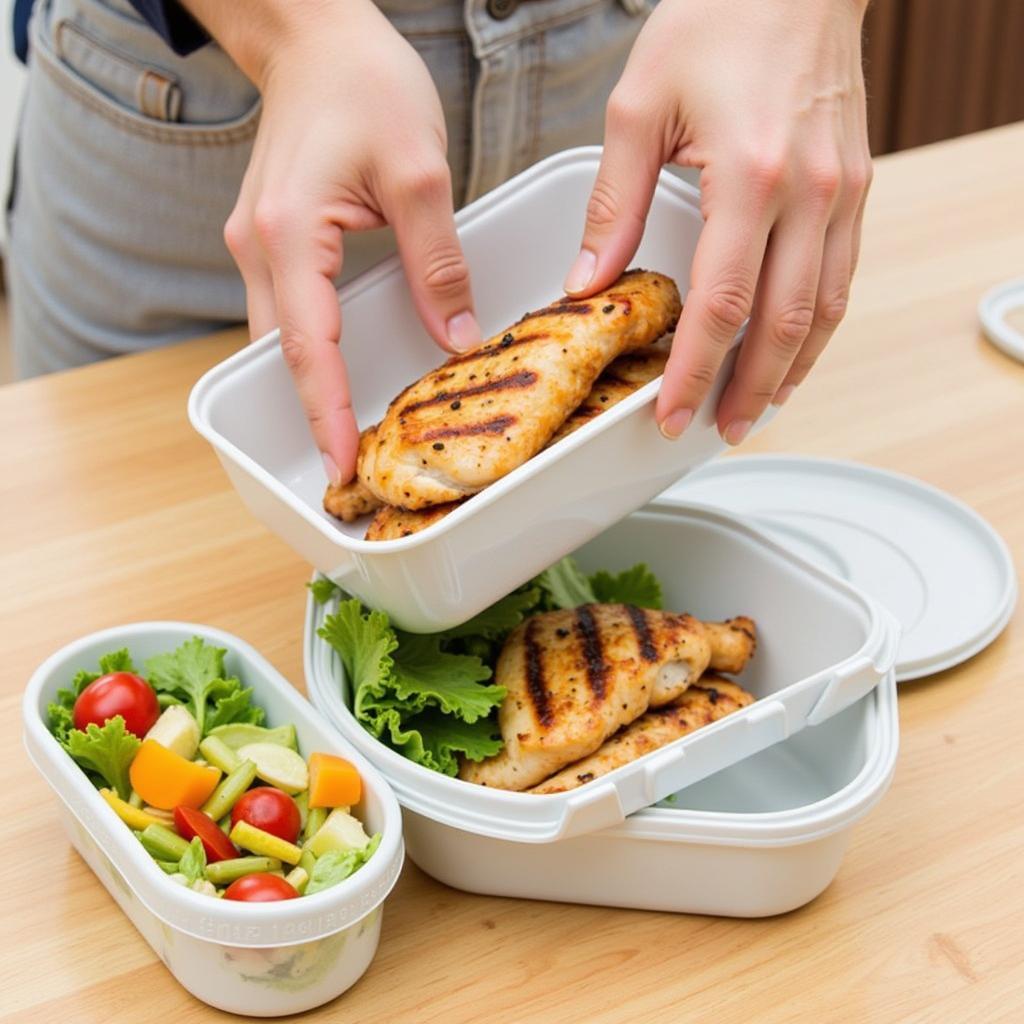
442, 331, 549, 368
419, 415, 517, 442
625, 604, 658, 662
517, 301, 593, 325
575, 605, 609, 699
524, 619, 552, 727
399, 370, 539, 415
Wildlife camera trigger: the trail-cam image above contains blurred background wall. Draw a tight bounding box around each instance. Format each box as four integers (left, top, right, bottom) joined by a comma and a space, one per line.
863, 0, 1024, 154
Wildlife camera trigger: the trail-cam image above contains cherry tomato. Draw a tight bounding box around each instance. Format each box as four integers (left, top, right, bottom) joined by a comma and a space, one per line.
174, 806, 239, 863
231, 787, 301, 843
223, 873, 299, 902
74, 672, 159, 737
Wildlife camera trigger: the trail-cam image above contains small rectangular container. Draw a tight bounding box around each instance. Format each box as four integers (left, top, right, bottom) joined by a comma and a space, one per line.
304, 502, 900, 846
23, 622, 405, 1018
404, 677, 898, 917
189, 147, 767, 634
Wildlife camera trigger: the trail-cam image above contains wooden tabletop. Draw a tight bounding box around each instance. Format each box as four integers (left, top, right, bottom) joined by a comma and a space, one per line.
3, 123, 1023, 1024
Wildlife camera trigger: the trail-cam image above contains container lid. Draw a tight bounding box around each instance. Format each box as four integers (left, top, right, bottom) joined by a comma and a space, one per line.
665, 455, 1017, 681
979, 277, 1024, 363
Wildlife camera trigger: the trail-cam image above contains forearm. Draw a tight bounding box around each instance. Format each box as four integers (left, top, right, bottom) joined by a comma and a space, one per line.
178, 0, 335, 88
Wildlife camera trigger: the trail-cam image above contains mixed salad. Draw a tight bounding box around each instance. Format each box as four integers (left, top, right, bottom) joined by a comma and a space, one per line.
48, 637, 379, 901
313, 555, 664, 776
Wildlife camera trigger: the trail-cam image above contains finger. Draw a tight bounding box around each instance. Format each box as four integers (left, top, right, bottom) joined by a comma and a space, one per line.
224, 201, 279, 340
383, 158, 482, 354
255, 208, 359, 484
655, 194, 773, 438
774, 219, 853, 399
714, 207, 829, 442
775, 160, 871, 400
564, 92, 663, 296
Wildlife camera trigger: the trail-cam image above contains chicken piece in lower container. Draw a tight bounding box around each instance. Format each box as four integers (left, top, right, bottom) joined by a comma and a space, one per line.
459, 605, 757, 791
527, 675, 754, 794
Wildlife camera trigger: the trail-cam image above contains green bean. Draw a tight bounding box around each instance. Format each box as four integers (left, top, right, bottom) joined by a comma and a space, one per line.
205, 856, 283, 885
218, 814, 232, 835
199, 735, 242, 774
201, 759, 258, 820
128, 790, 144, 810
284, 866, 309, 894
155, 860, 180, 874
138, 824, 189, 862
294, 790, 309, 832
230, 820, 302, 864
303, 806, 327, 845
299, 849, 316, 877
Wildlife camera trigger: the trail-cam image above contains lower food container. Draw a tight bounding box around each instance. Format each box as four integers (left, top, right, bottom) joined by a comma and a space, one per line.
23, 623, 405, 1017
402, 676, 897, 916
305, 501, 900, 844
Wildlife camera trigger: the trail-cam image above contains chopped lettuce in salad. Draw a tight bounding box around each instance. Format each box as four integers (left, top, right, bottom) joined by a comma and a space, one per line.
48, 636, 380, 901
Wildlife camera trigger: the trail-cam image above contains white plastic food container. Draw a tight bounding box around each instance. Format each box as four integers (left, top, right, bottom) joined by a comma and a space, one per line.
189, 147, 770, 634
23, 623, 404, 1017
404, 677, 897, 916
304, 502, 901, 848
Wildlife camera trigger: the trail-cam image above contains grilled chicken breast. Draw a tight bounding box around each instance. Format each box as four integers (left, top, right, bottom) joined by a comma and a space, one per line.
528, 676, 754, 794
459, 604, 716, 791
357, 270, 681, 509
705, 617, 757, 674
336, 335, 674, 536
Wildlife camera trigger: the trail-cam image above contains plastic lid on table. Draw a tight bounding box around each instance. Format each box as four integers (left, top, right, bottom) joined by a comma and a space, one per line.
979, 277, 1024, 363
664, 455, 1017, 681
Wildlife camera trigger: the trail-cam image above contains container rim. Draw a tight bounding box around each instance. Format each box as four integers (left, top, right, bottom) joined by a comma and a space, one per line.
303, 502, 901, 844
187, 147, 713, 557
23, 621, 405, 948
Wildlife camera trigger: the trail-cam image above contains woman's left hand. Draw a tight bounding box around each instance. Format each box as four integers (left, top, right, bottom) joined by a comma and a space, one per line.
565, 0, 872, 444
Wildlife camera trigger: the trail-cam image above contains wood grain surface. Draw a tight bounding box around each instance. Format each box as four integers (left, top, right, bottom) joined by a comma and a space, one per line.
2, 124, 1023, 1024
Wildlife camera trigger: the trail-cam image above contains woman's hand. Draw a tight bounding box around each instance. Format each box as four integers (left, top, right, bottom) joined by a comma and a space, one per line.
184, 0, 481, 484
565, 0, 871, 444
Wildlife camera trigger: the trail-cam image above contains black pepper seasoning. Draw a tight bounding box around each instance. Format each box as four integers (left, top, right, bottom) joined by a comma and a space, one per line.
432, 442, 445, 451
603, 304, 615, 313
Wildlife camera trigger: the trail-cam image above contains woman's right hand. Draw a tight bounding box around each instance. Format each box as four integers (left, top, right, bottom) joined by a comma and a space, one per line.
185, 0, 481, 485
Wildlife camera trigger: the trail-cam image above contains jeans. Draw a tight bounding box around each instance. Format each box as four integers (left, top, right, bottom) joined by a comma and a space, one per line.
5, 0, 651, 377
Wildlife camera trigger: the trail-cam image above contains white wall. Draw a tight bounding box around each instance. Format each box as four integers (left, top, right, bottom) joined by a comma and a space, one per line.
0, 13, 27, 252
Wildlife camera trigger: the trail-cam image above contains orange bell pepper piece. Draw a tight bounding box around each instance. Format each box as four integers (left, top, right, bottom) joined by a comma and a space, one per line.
129, 739, 221, 810
308, 752, 362, 809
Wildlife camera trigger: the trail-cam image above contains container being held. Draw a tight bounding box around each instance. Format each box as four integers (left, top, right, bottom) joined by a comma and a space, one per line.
305, 502, 901, 850
23, 623, 404, 1017
189, 147, 773, 633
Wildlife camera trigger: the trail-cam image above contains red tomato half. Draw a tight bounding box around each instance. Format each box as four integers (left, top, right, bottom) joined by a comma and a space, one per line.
223, 873, 299, 902
231, 787, 301, 844
74, 672, 159, 737
174, 806, 239, 863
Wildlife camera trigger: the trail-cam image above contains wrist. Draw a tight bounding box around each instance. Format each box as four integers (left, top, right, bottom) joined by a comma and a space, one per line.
180, 0, 350, 90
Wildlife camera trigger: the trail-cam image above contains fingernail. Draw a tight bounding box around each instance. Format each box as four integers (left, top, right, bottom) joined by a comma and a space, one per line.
564, 249, 597, 294
724, 419, 753, 446
773, 385, 795, 407
447, 311, 482, 352
659, 409, 694, 440
322, 452, 342, 487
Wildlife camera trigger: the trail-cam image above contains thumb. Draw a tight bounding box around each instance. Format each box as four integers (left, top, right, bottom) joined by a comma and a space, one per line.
565, 99, 663, 296
385, 158, 483, 354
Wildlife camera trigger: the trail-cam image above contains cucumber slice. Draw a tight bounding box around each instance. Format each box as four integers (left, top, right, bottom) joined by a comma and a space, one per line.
207, 722, 298, 751
307, 808, 371, 857
236, 742, 308, 794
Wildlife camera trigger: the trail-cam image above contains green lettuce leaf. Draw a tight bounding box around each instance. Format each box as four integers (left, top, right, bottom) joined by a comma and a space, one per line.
304, 833, 381, 895
589, 564, 663, 609
308, 578, 341, 606
48, 648, 140, 745
145, 637, 260, 735
65, 716, 140, 799
439, 586, 542, 641
178, 837, 207, 884
535, 557, 597, 609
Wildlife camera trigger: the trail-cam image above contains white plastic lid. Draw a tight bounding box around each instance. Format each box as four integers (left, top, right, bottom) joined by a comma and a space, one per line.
979, 278, 1024, 363
665, 455, 1017, 681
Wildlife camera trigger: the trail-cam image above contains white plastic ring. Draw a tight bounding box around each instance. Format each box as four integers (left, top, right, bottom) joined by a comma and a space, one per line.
979, 278, 1024, 364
